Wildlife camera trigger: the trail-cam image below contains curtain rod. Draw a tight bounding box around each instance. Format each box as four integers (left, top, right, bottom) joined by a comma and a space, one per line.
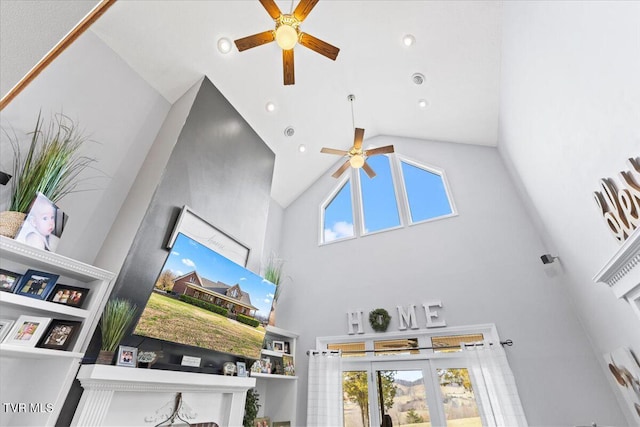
307, 339, 513, 356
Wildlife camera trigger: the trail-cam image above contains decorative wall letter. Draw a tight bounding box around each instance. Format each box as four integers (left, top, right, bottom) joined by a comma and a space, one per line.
396, 305, 419, 330
594, 158, 640, 243
347, 311, 364, 334
423, 300, 446, 328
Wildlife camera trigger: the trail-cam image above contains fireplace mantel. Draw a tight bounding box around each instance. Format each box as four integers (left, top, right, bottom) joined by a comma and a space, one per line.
71, 365, 256, 427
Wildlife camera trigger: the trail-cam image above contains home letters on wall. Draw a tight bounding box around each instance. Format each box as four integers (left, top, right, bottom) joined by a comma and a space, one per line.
594, 157, 640, 243
347, 301, 446, 334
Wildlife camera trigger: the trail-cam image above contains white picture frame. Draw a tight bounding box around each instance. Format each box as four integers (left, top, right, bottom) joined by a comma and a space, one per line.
166, 205, 250, 267
116, 345, 138, 368
272, 340, 285, 353
4, 315, 51, 347
0, 319, 15, 343
236, 361, 247, 377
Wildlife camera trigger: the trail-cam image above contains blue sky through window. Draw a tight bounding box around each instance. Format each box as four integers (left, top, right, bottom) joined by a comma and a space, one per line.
324, 180, 354, 242
401, 161, 452, 222
360, 155, 400, 233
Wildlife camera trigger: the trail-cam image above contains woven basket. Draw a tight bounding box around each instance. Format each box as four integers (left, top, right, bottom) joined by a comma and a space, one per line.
0, 211, 26, 238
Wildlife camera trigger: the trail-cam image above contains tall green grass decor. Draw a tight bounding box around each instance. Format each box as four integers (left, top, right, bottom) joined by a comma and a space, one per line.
99, 299, 137, 352
5, 111, 96, 213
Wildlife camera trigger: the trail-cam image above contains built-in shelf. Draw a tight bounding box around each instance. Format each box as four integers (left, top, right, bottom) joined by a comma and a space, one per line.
251, 372, 298, 380
0, 344, 84, 359
261, 349, 290, 358
0, 292, 90, 319
594, 228, 640, 321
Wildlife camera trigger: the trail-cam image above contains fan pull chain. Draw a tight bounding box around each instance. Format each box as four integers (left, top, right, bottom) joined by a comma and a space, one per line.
349, 94, 356, 131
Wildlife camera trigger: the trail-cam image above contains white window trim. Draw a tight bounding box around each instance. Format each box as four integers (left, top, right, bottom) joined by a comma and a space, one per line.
319, 153, 458, 245
395, 154, 459, 226
319, 173, 357, 245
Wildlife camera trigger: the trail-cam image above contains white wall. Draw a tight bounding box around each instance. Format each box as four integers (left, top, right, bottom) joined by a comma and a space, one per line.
0, 31, 170, 264
276, 136, 625, 426
498, 2, 640, 423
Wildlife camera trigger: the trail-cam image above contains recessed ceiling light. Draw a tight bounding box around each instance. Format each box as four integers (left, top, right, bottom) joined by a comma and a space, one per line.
265, 102, 276, 112
298, 144, 306, 153
412, 73, 425, 85
418, 99, 430, 108
217, 37, 232, 54
284, 126, 295, 137
402, 34, 416, 47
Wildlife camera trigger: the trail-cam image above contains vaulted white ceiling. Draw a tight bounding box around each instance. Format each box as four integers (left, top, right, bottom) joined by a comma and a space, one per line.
48, 0, 501, 208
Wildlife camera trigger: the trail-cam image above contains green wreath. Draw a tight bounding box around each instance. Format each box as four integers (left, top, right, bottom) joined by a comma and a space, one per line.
369, 308, 391, 332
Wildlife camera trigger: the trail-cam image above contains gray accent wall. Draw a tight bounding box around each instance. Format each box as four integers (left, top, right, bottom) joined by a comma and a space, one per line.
275, 135, 626, 426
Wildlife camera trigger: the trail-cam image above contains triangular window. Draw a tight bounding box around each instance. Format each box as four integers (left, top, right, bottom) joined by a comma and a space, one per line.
322, 178, 355, 243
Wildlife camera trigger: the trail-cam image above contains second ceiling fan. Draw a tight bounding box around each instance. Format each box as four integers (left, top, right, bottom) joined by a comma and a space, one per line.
321, 95, 395, 179
234, 0, 340, 85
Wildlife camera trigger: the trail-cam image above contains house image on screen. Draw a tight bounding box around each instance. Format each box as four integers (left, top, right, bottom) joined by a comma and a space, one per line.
170, 271, 258, 318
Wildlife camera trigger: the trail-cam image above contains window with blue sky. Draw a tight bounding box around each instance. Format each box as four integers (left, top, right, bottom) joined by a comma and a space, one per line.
321, 154, 455, 244
323, 179, 355, 242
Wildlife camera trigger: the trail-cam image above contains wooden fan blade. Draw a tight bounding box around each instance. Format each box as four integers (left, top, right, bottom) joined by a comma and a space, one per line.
235, 31, 275, 51
321, 147, 349, 156
365, 145, 395, 156
283, 49, 295, 85
293, 0, 319, 21
259, 0, 282, 20
332, 160, 351, 178
299, 32, 340, 60
362, 161, 376, 178
353, 128, 365, 150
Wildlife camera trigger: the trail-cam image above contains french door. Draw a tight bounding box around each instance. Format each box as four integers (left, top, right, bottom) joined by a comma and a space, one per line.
342, 358, 483, 427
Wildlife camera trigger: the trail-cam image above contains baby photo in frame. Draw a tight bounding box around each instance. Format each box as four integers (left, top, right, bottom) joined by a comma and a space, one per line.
14, 269, 59, 300
47, 284, 89, 308
236, 361, 247, 377
37, 319, 81, 351
14, 192, 67, 253
0, 269, 21, 293
253, 417, 270, 427
116, 345, 138, 368
4, 315, 51, 347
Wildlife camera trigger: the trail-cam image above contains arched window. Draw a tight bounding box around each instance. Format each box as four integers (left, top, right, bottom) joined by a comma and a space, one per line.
320, 153, 456, 244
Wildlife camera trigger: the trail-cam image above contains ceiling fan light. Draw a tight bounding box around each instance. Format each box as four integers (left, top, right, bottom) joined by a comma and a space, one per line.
349, 155, 365, 169
275, 25, 298, 50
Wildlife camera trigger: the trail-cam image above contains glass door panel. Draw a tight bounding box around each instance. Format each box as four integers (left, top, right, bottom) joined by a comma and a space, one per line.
377, 369, 431, 426
436, 368, 481, 427
343, 371, 371, 427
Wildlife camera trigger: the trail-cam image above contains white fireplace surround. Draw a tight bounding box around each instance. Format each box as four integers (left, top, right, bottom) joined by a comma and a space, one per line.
71, 365, 256, 427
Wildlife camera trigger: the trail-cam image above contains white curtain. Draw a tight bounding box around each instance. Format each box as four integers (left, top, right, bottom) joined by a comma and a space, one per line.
461, 342, 528, 427
307, 350, 343, 427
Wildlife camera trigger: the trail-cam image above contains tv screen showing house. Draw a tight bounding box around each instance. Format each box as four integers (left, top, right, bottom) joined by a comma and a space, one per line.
133, 232, 275, 360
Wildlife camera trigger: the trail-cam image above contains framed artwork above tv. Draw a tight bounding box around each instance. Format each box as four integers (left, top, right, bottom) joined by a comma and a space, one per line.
166, 205, 249, 267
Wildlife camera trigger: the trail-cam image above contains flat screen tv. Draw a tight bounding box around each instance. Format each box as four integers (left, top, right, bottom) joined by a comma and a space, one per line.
133, 232, 276, 360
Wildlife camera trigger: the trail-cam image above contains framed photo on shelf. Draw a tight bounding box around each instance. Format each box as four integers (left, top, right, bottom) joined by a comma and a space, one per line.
236, 361, 247, 377
14, 269, 59, 300
272, 340, 285, 353
0, 269, 21, 293
116, 345, 138, 368
4, 315, 51, 347
0, 319, 15, 342
253, 417, 270, 427
47, 284, 89, 308
273, 422, 291, 427
283, 354, 295, 376
36, 319, 81, 351
283, 341, 290, 354
14, 192, 67, 253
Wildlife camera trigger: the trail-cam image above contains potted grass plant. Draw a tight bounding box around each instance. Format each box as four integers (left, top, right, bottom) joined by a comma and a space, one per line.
264, 254, 285, 326
97, 298, 138, 365
0, 111, 96, 238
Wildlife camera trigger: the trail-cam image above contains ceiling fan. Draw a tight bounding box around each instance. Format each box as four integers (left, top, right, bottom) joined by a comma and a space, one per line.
321, 95, 395, 179
234, 0, 340, 85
